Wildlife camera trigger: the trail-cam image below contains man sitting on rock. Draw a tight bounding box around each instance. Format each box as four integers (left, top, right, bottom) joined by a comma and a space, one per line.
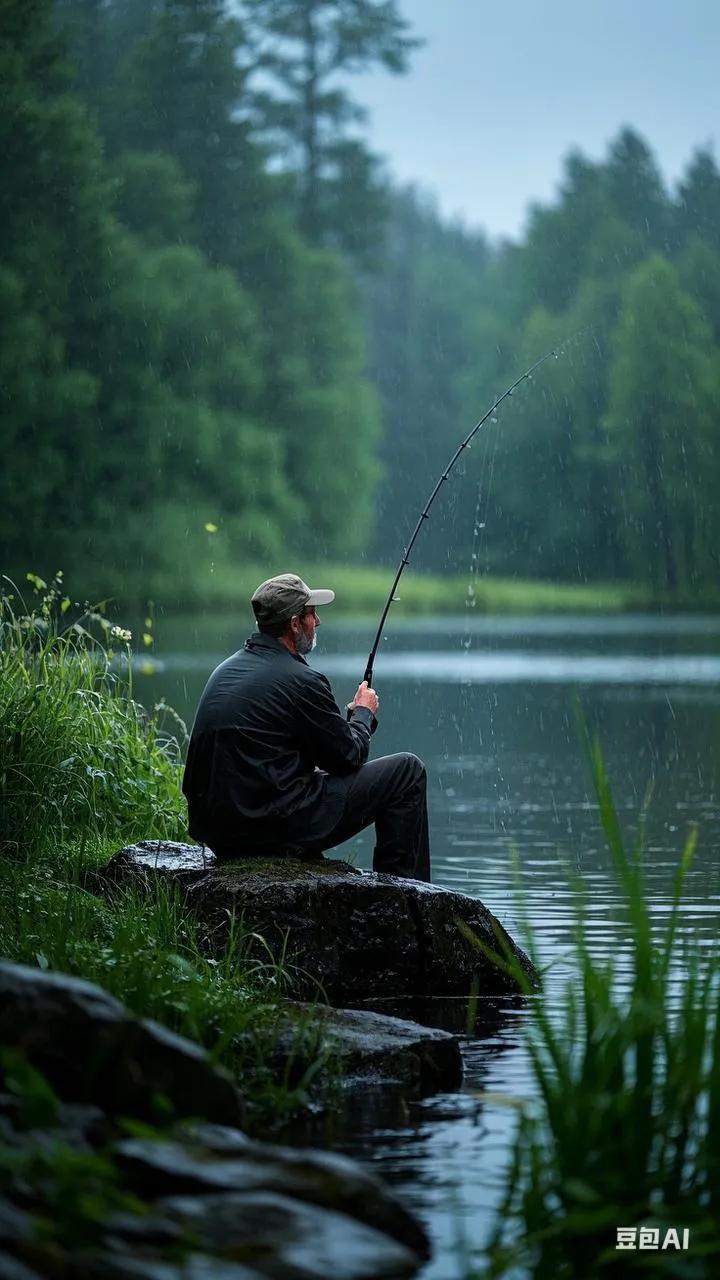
182, 573, 431, 881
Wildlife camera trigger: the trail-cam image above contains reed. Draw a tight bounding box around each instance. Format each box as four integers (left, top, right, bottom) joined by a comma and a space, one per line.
473, 735, 720, 1276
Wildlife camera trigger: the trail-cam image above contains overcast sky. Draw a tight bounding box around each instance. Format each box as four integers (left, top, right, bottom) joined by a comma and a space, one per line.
354, 0, 720, 241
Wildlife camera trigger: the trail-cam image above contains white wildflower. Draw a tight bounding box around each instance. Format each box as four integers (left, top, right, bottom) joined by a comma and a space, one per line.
110, 625, 132, 643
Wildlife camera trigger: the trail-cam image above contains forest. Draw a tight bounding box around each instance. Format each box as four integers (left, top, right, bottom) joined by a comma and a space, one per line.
3, 0, 720, 604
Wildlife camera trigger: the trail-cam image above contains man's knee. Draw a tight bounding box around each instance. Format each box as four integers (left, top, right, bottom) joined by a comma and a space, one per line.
397, 751, 426, 786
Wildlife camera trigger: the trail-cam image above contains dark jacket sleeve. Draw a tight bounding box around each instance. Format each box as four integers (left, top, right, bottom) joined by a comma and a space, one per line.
294, 672, 373, 775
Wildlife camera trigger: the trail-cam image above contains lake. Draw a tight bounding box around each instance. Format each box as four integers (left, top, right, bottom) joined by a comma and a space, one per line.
139, 612, 720, 1277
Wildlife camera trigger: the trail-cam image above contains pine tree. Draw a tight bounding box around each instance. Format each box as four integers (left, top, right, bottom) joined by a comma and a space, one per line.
604, 256, 717, 594
238, 0, 419, 256
675, 148, 720, 254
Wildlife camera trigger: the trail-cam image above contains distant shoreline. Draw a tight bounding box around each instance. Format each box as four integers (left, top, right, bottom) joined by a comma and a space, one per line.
48, 562, 717, 619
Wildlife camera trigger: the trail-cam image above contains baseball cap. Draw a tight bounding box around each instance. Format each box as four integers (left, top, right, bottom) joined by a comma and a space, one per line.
251, 573, 335, 626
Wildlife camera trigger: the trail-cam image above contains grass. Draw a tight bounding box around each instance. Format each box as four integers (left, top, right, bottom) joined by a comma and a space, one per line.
0, 572, 187, 861
0, 573, 329, 1128
13, 556, 657, 617
0, 856, 327, 1128
467, 730, 720, 1278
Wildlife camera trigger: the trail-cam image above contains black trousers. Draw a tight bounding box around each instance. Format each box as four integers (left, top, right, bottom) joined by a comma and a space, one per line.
311, 752, 431, 882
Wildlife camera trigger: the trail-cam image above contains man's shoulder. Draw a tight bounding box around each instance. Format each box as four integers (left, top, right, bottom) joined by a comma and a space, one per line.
208, 639, 332, 696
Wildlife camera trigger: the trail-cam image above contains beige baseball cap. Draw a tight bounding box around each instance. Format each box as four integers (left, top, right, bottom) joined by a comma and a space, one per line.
251, 573, 335, 626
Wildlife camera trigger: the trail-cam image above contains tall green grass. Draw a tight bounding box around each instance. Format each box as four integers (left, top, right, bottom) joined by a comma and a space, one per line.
474, 736, 720, 1277
0, 573, 186, 859
0, 858, 326, 1126
0, 574, 327, 1126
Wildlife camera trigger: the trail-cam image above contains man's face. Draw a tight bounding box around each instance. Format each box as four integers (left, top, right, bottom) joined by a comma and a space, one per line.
295, 606, 319, 655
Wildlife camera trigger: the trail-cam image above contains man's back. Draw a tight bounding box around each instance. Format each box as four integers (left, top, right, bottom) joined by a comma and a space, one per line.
182, 632, 374, 856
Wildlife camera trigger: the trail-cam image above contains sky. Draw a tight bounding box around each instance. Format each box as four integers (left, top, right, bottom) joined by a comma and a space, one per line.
354, 0, 720, 241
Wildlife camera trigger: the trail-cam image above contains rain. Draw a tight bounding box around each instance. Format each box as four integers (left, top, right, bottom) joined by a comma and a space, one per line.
2, 2, 720, 1277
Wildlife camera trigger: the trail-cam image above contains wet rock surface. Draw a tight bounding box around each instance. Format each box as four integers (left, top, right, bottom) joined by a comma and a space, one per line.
101, 840, 537, 1006
277, 1003, 463, 1094
0, 961, 244, 1126
0, 962, 430, 1279
115, 1134, 428, 1257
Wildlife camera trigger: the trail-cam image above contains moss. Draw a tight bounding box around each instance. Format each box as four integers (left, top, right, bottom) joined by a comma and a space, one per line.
217, 856, 358, 879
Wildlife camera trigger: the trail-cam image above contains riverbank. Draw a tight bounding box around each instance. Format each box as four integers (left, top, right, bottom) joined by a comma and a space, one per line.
4, 576, 720, 1277
13, 560, 668, 619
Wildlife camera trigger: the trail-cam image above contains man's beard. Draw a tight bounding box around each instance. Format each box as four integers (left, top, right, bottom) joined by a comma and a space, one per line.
296, 629, 317, 656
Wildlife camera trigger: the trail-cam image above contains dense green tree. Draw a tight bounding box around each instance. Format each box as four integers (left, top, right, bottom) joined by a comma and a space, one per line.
238, 0, 418, 255
520, 147, 649, 316
0, 0, 110, 566
677, 235, 720, 345
110, 0, 381, 553
1, 0, 299, 584
109, 0, 267, 271
604, 127, 671, 251
6, 2, 720, 601
675, 148, 720, 255
604, 255, 718, 593
364, 188, 494, 570
468, 278, 627, 584
255, 227, 381, 554
110, 150, 197, 248
521, 152, 610, 314
81, 234, 299, 568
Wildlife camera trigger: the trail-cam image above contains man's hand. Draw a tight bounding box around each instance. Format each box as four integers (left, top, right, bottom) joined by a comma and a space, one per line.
348, 680, 379, 715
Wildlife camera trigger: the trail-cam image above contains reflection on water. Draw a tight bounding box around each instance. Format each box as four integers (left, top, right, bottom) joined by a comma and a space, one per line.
138, 614, 720, 1278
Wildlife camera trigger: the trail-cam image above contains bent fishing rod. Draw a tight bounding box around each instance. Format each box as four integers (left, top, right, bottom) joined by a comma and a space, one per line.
362, 346, 561, 687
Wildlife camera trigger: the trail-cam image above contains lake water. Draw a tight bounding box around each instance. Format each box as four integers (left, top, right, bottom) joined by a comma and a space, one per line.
140, 613, 720, 1277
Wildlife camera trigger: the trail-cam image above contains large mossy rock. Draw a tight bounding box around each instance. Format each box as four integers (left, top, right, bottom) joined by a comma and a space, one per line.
100, 841, 537, 1007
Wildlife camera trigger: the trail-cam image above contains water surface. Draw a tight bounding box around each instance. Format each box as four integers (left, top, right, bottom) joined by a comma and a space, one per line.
141, 613, 720, 1277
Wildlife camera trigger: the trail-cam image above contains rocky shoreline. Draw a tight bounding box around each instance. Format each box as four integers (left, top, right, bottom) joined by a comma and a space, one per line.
0, 847, 536, 1276
0, 962, 430, 1278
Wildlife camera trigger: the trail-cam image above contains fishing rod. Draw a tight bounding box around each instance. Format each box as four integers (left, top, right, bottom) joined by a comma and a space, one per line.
362, 346, 561, 687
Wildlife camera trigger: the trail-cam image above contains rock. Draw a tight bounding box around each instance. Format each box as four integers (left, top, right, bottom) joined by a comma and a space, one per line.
91, 839, 218, 892
0, 962, 244, 1127
0, 963, 430, 1278
172, 1122, 252, 1155
0, 1254, 42, 1280
156, 1190, 421, 1279
100, 842, 537, 1008
113, 1136, 429, 1260
276, 1003, 463, 1094
0, 1196, 33, 1247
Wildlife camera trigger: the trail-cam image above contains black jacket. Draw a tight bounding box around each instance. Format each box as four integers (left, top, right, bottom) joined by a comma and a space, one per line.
182, 632, 375, 854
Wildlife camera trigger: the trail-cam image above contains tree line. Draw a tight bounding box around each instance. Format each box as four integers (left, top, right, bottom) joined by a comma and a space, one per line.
2, 0, 719, 601
367, 135, 720, 596
2, 0, 414, 594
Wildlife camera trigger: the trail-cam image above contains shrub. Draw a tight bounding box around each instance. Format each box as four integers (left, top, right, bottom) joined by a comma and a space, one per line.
0, 573, 186, 860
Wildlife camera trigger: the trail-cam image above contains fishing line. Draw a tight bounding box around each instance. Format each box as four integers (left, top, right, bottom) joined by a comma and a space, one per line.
362, 336, 582, 686
463, 413, 497, 649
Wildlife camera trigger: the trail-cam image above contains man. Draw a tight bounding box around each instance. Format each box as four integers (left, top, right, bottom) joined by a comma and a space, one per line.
182, 573, 431, 881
